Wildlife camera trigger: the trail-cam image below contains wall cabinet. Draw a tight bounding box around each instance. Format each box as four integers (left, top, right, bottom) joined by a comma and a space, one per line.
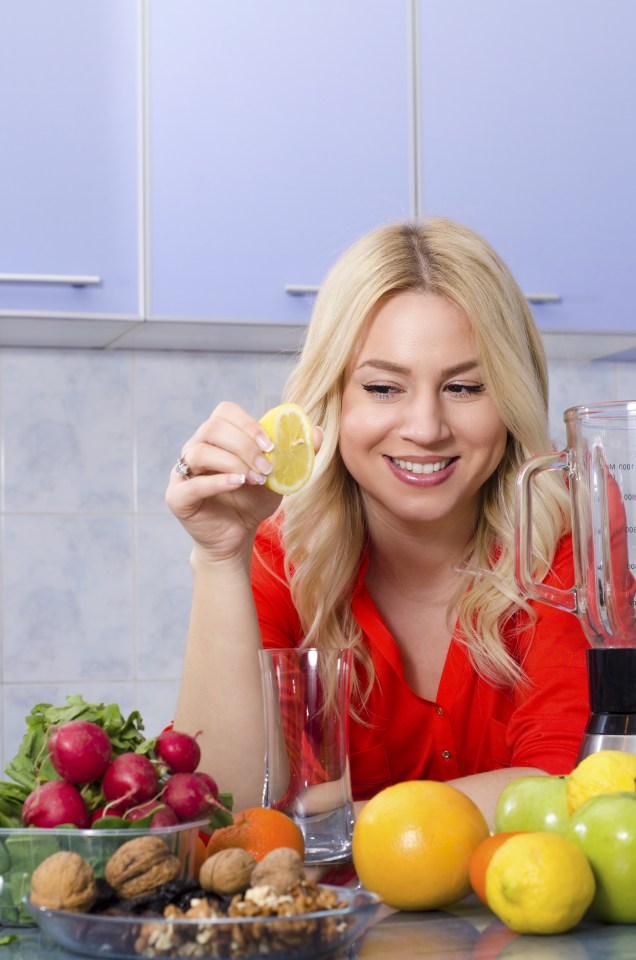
0, 0, 141, 331
147, 0, 412, 324
417, 0, 636, 334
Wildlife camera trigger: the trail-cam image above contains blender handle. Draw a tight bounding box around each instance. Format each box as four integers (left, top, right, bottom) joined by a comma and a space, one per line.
515, 451, 578, 613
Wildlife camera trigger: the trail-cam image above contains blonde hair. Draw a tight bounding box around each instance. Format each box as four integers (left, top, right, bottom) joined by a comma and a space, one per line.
277, 219, 569, 703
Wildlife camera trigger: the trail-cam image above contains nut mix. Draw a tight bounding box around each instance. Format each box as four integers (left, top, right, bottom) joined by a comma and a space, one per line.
29, 843, 350, 958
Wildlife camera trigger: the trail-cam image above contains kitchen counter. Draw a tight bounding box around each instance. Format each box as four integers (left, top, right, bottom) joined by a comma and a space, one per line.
2, 896, 635, 959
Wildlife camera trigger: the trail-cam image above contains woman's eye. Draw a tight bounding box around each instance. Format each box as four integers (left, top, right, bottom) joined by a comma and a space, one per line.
362, 383, 399, 398
445, 382, 486, 398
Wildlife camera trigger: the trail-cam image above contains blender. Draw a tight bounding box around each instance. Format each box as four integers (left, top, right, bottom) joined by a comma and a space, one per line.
515, 400, 636, 760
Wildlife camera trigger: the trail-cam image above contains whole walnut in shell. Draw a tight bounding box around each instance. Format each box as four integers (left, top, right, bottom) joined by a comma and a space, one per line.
30, 850, 97, 912
250, 847, 305, 895
199, 847, 256, 895
105, 835, 181, 899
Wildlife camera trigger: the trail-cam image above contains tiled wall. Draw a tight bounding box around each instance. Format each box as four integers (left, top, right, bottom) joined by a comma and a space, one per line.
1, 346, 636, 775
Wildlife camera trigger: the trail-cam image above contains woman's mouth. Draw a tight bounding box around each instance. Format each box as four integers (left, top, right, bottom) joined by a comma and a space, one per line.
389, 456, 455, 475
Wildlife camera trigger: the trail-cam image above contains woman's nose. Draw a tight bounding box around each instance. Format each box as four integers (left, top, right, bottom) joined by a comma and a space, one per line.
398, 394, 451, 446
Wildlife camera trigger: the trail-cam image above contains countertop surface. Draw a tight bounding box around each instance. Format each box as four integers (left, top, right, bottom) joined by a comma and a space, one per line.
2, 896, 635, 959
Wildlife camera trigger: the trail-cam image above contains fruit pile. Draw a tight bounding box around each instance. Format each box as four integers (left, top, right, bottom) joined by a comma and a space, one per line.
350, 749, 636, 937
0, 696, 232, 831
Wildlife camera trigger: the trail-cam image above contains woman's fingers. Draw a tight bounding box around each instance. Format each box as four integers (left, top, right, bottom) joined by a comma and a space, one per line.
179, 403, 275, 483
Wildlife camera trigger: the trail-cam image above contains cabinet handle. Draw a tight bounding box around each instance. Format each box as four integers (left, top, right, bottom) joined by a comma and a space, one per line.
285, 285, 561, 305
0, 273, 101, 287
286, 286, 561, 306
285, 285, 320, 296
524, 293, 561, 304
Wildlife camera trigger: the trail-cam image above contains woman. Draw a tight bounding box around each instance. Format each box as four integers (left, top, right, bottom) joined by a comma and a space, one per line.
166, 218, 589, 827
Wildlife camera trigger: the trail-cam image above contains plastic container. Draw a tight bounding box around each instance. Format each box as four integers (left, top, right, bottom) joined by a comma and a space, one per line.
0, 819, 207, 927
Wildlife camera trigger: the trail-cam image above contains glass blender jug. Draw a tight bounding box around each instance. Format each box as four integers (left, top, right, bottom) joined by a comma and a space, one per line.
515, 400, 636, 760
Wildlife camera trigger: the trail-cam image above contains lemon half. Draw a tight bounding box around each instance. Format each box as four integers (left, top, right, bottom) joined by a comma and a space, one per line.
258, 403, 315, 495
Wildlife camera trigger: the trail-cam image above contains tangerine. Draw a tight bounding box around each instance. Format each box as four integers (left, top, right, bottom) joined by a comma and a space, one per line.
352, 780, 489, 911
204, 806, 305, 863
468, 832, 524, 904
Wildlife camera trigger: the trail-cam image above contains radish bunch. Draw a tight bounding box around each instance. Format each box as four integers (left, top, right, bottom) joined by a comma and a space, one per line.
21, 722, 226, 830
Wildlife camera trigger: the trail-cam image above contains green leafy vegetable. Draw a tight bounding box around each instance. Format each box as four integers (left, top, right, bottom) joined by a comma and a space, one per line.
0, 696, 147, 826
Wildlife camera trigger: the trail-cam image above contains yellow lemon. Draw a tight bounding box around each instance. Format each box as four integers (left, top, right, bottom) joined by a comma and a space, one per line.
352, 780, 489, 911
566, 749, 636, 815
258, 403, 315, 495
485, 831, 595, 935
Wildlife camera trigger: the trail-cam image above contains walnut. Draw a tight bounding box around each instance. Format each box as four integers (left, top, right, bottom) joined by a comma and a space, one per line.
249, 847, 305, 895
199, 848, 256, 895
30, 850, 97, 912
105, 835, 181, 899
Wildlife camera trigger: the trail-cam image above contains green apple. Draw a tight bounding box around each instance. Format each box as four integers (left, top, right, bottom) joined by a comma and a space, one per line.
567, 791, 636, 923
494, 775, 570, 833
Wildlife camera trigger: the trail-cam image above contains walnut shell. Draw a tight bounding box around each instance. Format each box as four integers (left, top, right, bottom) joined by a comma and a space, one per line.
105, 835, 181, 899
30, 850, 97, 912
199, 848, 256, 895
250, 847, 305, 895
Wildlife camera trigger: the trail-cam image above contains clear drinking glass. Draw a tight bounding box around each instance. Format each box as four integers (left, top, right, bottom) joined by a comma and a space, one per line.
258, 647, 355, 866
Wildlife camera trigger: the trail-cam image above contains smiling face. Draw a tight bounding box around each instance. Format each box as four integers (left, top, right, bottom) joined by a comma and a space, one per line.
339, 290, 509, 534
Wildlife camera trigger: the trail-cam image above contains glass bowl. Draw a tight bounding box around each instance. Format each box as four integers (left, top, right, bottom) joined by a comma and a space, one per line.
26, 885, 381, 960
0, 820, 207, 927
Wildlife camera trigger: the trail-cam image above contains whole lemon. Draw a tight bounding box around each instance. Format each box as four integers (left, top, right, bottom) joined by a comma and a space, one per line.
352, 780, 489, 911
566, 749, 636, 815
485, 831, 595, 934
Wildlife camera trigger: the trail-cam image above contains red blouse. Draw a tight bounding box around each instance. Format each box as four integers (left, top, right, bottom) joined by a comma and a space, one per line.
251, 521, 590, 802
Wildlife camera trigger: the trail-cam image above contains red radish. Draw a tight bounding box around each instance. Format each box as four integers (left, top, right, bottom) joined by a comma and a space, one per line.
160, 772, 217, 822
125, 801, 179, 827
22, 780, 90, 829
195, 771, 220, 801
102, 753, 158, 811
155, 729, 201, 774
48, 720, 112, 784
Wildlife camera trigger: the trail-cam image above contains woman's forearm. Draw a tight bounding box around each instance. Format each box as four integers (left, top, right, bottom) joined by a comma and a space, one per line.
174, 549, 267, 811
352, 767, 547, 833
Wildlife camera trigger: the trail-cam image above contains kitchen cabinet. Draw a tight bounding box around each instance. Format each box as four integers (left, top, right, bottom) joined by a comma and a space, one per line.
0, 0, 141, 326
417, 0, 636, 333
147, 1, 412, 325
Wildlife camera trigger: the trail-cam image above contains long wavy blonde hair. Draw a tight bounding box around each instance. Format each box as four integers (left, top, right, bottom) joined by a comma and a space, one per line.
276, 218, 570, 705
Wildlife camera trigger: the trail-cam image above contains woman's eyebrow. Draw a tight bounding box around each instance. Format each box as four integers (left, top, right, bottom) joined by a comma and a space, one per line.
355, 359, 481, 377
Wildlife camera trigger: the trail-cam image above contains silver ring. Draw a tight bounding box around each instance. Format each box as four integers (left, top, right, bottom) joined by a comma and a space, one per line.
175, 456, 192, 480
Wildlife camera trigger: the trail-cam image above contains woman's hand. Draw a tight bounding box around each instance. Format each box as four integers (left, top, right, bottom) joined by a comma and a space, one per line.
165, 401, 284, 562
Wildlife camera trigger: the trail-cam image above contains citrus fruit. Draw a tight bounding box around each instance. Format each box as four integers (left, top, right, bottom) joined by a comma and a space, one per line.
566, 749, 636, 815
203, 806, 305, 863
258, 403, 315, 494
485, 831, 595, 934
468, 831, 524, 904
351, 780, 489, 911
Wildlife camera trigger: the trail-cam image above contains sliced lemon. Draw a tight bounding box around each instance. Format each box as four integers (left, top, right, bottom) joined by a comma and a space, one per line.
258, 403, 315, 495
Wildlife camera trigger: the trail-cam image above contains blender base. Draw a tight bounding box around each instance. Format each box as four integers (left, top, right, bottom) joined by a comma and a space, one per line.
577, 718, 636, 761
576, 648, 636, 761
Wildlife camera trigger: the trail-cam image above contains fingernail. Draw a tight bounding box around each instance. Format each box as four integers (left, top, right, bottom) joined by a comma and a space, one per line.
255, 455, 273, 474
226, 474, 245, 486
248, 470, 267, 485
256, 432, 275, 452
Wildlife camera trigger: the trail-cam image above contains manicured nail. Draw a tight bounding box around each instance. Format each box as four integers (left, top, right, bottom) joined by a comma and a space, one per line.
248, 470, 267, 485
255, 455, 273, 475
256, 432, 275, 452
226, 474, 245, 486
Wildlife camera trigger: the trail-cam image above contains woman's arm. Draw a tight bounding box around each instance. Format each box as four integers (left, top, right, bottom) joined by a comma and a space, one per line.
174, 548, 268, 812
352, 767, 548, 832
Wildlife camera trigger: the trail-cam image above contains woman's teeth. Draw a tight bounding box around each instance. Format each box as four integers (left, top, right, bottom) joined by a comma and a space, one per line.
391, 457, 452, 475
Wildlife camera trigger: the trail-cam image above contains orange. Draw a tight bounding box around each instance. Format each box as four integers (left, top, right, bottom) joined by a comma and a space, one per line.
352, 780, 489, 911
203, 806, 305, 863
468, 832, 524, 904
